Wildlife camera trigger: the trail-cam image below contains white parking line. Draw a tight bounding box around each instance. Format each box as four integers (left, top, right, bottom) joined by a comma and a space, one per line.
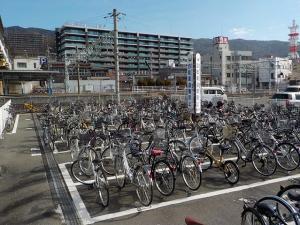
58, 163, 94, 224
31, 148, 41, 156
26, 127, 33, 130
31, 149, 71, 157
58, 161, 300, 224
90, 173, 300, 223
11, 114, 19, 134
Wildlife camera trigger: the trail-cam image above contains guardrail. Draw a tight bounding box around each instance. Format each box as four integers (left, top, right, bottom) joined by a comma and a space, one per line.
0, 99, 11, 137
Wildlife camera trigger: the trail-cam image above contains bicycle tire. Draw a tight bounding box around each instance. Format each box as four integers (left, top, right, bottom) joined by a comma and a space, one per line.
153, 159, 175, 196
78, 147, 97, 176
181, 155, 202, 190
275, 142, 300, 171
197, 152, 213, 171
277, 184, 300, 211
251, 144, 277, 176
188, 134, 207, 156
222, 139, 240, 163
135, 166, 153, 206
100, 146, 115, 175
223, 160, 239, 185
241, 207, 267, 225
95, 167, 109, 207
114, 155, 126, 189
70, 160, 94, 185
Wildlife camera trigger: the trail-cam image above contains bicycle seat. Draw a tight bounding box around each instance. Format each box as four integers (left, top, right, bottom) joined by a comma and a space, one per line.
273, 134, 283, 140
185, 216, 204, 225
256, 202, 277, 218
92, 159, 100, 164
151, 148, 163, 156
288, 191, 300, 201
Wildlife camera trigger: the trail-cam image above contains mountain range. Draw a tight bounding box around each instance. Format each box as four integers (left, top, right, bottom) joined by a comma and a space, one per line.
4, 26, 290, 59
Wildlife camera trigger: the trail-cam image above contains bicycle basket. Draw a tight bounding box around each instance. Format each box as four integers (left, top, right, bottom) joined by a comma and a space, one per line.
222, 125, 235, 139
153, 128, 168, 149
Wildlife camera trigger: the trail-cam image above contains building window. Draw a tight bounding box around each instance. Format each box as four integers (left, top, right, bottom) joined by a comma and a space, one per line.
227, 73, 231, 78
33, 63, 36, 68
271, 73, 274, 79
226, 56, 231, 61
17, 62, 27, 68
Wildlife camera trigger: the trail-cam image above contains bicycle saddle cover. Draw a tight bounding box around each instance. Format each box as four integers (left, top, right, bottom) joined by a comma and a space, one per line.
256, 202, 277, 218
288, 191, 300, 201
185, 216, 205, 225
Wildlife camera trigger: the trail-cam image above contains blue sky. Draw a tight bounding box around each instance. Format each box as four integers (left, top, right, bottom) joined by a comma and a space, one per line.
1, 0, 300, 41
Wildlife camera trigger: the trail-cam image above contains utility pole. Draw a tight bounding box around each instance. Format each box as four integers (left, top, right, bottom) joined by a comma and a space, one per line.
106, 9, 125, 105
76, 47, 80, 95
64, 51, 69, 93
150, 51, 153, 79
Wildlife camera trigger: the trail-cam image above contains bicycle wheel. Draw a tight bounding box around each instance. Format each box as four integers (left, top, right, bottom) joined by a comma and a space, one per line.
181, 155, 202, 190
135, 166, 153, 206
95, 167, 109, 207
277, 184, 300, 211
188, 134, 207, 156
197, 152, 213, 171
70, 138, 80, 161
275, 142, 300, 171
114, 155, 126, 188
78, 147, 97, 176
251, 145, 277, 176
71, 160, 94, 185
168, 140, 187, 159
221, 139, 240, 163
153, 159, 175, 196
223, 160, 239, 185
241, 207, 266, 225
101, 146, 115, 175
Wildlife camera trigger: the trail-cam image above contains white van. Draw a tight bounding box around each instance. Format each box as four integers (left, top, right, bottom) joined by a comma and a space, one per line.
201, 87, 227, 104
271, 92, 300, 107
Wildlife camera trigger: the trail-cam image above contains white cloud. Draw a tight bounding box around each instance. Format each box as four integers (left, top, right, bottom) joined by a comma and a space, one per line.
230, 27, 254, 39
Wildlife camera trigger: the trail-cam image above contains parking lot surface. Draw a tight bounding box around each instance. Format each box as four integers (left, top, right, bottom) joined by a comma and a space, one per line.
0, 113, 299, 225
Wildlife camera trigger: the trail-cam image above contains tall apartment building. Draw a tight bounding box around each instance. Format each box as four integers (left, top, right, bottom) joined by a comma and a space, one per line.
55, 24, 193, 76
203, 36, 254, 92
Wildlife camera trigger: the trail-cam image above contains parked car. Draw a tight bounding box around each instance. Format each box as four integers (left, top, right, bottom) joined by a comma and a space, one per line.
285, 85, 300, 92
271, 92, 300, 107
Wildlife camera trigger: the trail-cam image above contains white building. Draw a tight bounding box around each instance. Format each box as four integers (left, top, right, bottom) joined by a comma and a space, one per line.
203, 36, 254, 92
13, 56, 46, 70
258, 57, 292, 90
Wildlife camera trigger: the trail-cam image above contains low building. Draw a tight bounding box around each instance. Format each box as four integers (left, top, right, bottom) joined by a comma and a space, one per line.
258, 57, 292, 90
202, 36, 255, 92
13, 56, 46, 70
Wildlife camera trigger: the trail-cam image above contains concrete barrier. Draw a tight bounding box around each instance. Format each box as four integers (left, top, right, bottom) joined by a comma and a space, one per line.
0, 99, 11, 137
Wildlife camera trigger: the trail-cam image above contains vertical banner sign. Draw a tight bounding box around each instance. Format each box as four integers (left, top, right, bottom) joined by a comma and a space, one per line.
187, 53, 194, 112
195, 53, 201, 113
